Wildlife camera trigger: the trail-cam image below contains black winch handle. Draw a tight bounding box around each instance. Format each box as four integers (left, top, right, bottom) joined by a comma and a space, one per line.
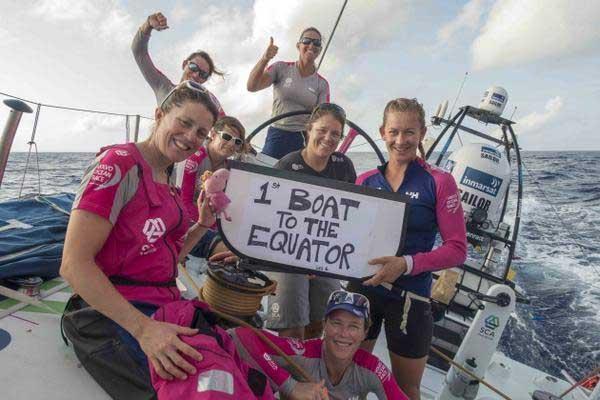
472, 292, 512, 307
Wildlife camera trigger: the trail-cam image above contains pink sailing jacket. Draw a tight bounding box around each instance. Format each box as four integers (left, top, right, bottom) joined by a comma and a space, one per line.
229, 327, 407, 399
150, 300, 275, 400
177, 147, 210, 224
73, 143, 188, 306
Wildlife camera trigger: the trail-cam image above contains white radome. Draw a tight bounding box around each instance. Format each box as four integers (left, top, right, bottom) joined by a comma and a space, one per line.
479, 86, 508, 116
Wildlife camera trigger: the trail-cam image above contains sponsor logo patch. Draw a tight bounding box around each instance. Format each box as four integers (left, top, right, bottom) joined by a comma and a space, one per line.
459, 189, 491, 211
291, 163, 303, 171
185, 159, 199, 174
143, 218, 166, 243
460, 167, 503, 197
491, 92, 506, 103
485, 315, 500, 330
478, 314, 500, 340
270, 302, 281, 320
91, 164, 121, 191
481, 146, 501, 164
445, 193, 460, 213
405, 191, 419, 199
374, 361, 391, 382
263, 353, 279, 371
140, 244, 157, 256
114, 150, 129, 156
286, 337, 306, 355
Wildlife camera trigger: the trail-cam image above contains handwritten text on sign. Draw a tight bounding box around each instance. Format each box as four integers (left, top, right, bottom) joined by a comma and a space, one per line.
248, 183, 361, 271
220, 163, 407, 280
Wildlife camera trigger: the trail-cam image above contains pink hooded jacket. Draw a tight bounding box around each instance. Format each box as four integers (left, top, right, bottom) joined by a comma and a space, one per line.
150, 300, 275, 400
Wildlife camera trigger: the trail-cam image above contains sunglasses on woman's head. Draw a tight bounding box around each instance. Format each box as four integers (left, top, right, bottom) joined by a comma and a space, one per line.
327, 290, 370, 320
160, 80, 208, 109
328, 290, 370, 308
312, 102, 347, 120
187, 62, 211, 80
218, 131, 244, 147
299, 37, 322, 47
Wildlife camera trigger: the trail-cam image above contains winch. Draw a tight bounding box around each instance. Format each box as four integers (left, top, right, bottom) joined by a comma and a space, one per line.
199, 261, 276, 324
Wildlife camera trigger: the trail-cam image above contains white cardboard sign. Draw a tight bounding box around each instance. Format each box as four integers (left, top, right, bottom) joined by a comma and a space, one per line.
218, 161, 409, 280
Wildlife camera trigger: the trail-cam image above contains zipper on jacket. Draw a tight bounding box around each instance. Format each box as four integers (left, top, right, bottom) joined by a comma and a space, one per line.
163, 189, 184, 300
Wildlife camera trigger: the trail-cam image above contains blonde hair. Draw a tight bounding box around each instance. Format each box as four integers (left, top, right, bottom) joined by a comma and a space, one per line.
382, 98, 427, 158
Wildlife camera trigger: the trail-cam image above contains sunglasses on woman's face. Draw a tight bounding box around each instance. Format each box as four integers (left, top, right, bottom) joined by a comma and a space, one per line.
218, 131, 244, 147
299, 37, 322, 47
188, 62, 211, 80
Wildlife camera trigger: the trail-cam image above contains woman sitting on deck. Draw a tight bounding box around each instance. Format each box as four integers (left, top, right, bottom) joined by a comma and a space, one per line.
60, 81, 222, 399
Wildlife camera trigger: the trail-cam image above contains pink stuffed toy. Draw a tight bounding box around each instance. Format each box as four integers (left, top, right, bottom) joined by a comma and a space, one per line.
199, 168, 232, 221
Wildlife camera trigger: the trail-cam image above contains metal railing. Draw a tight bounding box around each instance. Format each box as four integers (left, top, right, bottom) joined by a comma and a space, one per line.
0, 91, 154, 196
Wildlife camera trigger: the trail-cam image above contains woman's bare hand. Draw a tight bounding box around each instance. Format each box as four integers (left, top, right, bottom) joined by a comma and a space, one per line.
362, 256, 408, 286
136, 318, 202, 381
147, 12, 169, 31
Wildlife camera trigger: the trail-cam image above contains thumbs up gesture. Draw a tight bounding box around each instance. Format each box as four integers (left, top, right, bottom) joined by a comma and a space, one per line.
262, 37, 279, 62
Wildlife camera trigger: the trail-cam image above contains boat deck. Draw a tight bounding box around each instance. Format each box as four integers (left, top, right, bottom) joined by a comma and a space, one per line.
0, 277, 587, 400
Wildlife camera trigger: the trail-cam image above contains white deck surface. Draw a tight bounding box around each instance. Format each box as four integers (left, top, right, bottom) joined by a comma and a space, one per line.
0, 282, 109, 399
0, 275, 586, 400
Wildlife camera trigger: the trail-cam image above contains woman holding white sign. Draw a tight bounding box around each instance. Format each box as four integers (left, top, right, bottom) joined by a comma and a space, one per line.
347, 98, 467, 400
265, 103, 357, 340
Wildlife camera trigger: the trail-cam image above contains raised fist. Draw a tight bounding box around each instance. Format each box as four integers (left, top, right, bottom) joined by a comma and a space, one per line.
147, 12, 168, 31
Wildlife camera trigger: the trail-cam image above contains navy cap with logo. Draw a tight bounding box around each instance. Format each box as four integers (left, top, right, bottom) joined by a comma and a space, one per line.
325, 290, 370, 322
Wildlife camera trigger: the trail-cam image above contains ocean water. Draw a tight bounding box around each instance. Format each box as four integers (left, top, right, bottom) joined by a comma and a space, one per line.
1, 150, 599, 381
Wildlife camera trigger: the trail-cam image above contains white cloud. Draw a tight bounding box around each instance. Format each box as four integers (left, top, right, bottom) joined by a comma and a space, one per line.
517, 96, 563, 134
32, 0, 94, 21
472, 0, 600, 70
163, 0, 411, 142
97, 7, 135, 47
170, 2, 191, 24
50, 114, 128, 151
438, 0, 487, 46
0, 27, 15, 45
0, 13, 18, 45
31, 0, 135, 47
71, 114, 124, 134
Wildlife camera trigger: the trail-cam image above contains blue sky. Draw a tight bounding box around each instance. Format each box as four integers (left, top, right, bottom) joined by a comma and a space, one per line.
1, 0, 599, 152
